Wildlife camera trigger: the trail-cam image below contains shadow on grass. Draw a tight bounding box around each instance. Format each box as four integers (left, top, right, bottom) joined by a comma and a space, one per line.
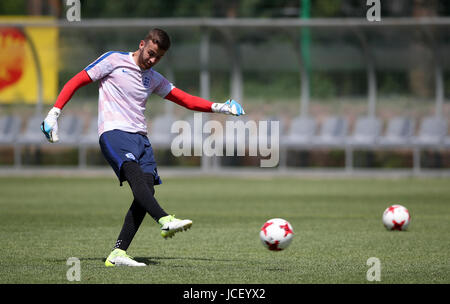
48, 257, 159, 266
145, 256, 241, 262
50, 255, 242, 266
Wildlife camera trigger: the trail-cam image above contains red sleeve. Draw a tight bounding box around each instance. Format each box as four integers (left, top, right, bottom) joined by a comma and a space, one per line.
54, 70, 92, 109
164, 87, 213, 113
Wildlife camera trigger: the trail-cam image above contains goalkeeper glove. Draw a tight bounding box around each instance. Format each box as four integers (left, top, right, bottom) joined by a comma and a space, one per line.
40, 107, 61, 143
211, 99, 245, 116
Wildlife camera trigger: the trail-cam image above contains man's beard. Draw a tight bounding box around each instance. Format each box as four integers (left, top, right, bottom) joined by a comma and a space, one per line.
139, 52, 151, 69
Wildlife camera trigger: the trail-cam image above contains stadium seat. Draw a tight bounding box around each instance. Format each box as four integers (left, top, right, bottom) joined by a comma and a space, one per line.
0, 115, 22, 145
222, 115, 256, 156
148, 114, 177, 148
256, 116, 282, 145
54, 115, 83, 146
79, 116, 99, 147
175, 114, 206, 156
346, 116, 382, 147
281, 116, 316, 148
312, 116, 348, 147
17, 115, 48, 145
378, 116, 415, 147
411, 116, 447, 147
343, 116, 382, 171
17, 114, 82, 146
15, 114, 83, 167
410, 116, 448, 172
444, 136, 450, 147
78, 116, 99, 167
278, 116, 316, 167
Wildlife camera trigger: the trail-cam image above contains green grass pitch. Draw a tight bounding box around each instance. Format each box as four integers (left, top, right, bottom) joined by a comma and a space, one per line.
0, 176, 449, 284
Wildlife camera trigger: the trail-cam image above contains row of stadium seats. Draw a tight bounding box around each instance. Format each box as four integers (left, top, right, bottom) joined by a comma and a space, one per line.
0, 114, 449, 169
278, 115, 449, 170
281, 115, 448, 148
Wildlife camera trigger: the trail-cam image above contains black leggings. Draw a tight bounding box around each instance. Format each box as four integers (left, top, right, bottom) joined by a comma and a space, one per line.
113, 161, 168, 251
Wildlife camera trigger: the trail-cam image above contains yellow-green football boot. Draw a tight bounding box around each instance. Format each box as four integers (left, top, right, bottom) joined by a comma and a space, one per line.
105, 249, 146, 267
159, 215, 192, 239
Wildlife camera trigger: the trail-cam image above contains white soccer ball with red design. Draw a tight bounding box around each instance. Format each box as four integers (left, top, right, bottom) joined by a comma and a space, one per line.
382, 204, 411, 231
259, 218, 294, 251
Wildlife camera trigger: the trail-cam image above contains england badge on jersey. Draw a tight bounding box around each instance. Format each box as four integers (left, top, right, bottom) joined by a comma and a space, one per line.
143, 76, 150, 87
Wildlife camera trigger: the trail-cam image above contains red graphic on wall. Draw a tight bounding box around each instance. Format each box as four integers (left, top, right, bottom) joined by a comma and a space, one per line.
0, 27, 26, 91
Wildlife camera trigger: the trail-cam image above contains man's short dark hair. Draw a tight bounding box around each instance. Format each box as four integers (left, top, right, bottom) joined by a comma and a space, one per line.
144, 28, 171, 51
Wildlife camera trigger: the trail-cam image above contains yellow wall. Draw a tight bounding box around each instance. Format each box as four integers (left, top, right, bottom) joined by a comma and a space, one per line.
0, 17, 58, 104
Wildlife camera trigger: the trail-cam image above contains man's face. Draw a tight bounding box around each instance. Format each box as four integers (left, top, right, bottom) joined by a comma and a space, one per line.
137, 40, 166, 70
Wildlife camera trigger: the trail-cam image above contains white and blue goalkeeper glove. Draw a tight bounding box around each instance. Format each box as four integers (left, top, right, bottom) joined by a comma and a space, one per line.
212, 99, 245, 116
40, 107, 61, 143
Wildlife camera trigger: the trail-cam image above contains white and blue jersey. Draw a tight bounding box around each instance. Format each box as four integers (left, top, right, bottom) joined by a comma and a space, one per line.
84, 51, 174, 137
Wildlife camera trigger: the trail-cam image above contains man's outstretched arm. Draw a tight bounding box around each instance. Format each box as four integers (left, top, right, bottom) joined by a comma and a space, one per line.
41, 70, 92, 143
165, 87, 245, 116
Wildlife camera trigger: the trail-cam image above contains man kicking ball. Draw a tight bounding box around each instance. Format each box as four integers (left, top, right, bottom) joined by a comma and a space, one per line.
41, 28, 244, 267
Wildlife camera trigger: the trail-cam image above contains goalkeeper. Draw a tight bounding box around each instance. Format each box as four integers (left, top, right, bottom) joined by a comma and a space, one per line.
41, 28, 244, 267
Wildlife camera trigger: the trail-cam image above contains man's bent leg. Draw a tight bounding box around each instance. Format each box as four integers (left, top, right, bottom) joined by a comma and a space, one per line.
112, 172, 159, 251
122, 161, 168, 222
119, 161, 192, 242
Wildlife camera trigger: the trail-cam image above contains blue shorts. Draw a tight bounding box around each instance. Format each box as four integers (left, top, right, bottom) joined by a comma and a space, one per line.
99, 129, 162, 186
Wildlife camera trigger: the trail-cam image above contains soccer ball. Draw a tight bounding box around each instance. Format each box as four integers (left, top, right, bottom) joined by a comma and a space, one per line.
382, 204, 411, 231
260, 218, 294, 251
